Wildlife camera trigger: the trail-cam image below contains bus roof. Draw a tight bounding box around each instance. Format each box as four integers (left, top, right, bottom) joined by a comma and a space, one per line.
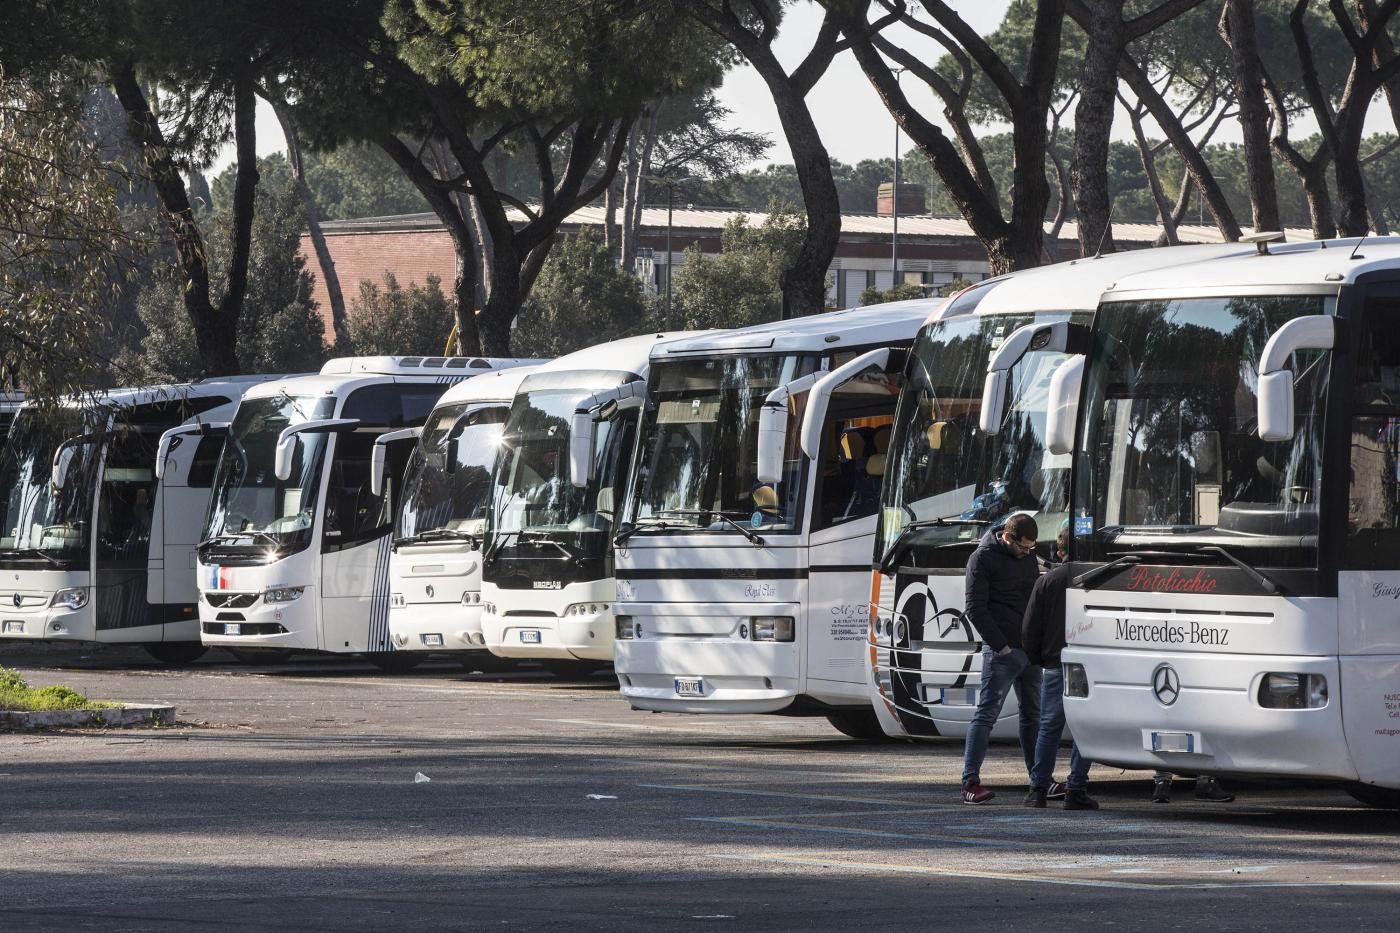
967, 243, 1261, 317
431, 364, 541, 408
242, 358, 537, 400
319, 356, 539, 376
34, 376, 282, 411
1102, 237, 1400, 299
524, 332, 692, 385
656, 300, 941, 358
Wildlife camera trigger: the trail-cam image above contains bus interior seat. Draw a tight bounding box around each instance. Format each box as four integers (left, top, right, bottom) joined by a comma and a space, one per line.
866, 453, 887, 477
872, 425, 891, 453
753, 483, 779, 514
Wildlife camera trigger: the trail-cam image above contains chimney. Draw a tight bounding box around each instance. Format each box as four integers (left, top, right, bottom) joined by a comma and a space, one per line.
877, 182, 926, 217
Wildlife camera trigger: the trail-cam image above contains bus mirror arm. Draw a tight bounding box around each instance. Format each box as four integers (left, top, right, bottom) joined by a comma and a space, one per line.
569, 380, 647, 490
1257, 316, 1335, 443
155, 421, 229, 479
274, 419, 360, 482
798, 348, 893, 460
369, 428, 421, 496
50, 433, 100, 490
980, 321, 1091, 435
756, 372, 823, 485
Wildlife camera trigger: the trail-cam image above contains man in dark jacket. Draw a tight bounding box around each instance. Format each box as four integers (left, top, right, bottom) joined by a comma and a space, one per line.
960, 513, 1042, 804
1024, 529, 1097, 811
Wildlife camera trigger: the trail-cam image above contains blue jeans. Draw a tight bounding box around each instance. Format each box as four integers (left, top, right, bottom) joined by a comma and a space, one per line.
961, 646, 1042, 786
1031, 667, 1091, 790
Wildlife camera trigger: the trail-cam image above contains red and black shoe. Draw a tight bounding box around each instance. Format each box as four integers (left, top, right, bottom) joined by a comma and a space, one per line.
962, 781, 995, 805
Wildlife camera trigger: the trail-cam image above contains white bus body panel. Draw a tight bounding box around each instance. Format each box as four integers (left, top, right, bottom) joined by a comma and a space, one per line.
199, 549, 321, 651
389, 543, 483, 651
481, 577, 615, 661
1062, 589, 1364, 782
0, 569, 93, 641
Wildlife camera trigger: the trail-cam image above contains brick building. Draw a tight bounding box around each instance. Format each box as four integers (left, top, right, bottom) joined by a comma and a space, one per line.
299, 198, 1302, 343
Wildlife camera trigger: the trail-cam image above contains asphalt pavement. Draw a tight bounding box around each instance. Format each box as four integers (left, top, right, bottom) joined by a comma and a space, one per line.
1, 643, 1397, 931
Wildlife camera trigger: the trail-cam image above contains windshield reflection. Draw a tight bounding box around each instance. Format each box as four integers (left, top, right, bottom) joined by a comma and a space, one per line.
203, 394, 334, 552
396, 402, 508, 541
878, 312, 1086, 563
0, 408, 99, 568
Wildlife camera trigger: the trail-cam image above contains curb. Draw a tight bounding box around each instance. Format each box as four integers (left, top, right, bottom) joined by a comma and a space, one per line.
0, 703, 176, 730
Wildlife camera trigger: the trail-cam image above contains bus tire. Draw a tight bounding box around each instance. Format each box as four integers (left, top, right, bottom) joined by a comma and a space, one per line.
825, 708, 893, 741
365, 652, 426, 674
1345, 782, 1400, 809
228, 648, 294, 666
144, 643, 208, 666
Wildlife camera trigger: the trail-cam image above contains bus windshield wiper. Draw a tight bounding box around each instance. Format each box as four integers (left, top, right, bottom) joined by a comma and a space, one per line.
614, 518, 675, 546
0, 547, 62, 567
394, 528, 478, 547
200, 530, 282, 549
1192, 545, 1283, 595
484, 528, 519, 563
878, 517, 987, 574
657, 509, 764, 546
1072, 554, 1141, 590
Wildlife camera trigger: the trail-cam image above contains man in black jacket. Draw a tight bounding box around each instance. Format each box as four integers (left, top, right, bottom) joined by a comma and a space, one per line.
1024, 529, 1098, 810
960, 513, 1042, 804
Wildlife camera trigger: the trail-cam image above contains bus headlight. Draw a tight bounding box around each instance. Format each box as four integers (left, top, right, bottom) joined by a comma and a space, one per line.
482, 601, 496, 616
565, 603, 608, 617
461, 591, 481, 605
1258, 672, 1328, 709
264, 586, 305, 603
1063, 663, 1089, 698
615, 615, 639, 639
391, 593, 406, 608
749, 616, 794, 642
49, 587, 89, 611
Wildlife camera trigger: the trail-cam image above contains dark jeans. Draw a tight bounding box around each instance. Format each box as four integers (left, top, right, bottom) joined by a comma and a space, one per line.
1030, 667, 1090, 790
961, 646, 1042, 786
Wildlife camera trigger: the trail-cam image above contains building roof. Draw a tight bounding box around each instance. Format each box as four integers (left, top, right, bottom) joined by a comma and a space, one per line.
319, 206, 1315, 248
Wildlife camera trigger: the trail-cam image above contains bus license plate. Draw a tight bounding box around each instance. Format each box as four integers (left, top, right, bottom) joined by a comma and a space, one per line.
674, 677, 705, 697
519, 630, 541, 644
3, 620, 24, 634
1152, 731, 1195, 753
224, 623, 241, 636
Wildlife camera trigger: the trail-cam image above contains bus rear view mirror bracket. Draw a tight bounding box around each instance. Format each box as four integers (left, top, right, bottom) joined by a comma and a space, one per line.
50, 434, 100, 490
155, 421, 229, 480
274, 419, 359, 481
756, 372, 822, 486
1257, 316, 1335, 443
369, 427, 421, 496
980, 321, 1090, 435
569, 380, 647, 489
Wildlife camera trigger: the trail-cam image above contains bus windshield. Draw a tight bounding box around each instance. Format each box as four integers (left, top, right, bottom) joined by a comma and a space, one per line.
396, 401, 508, 541
628, 353, 820, 535
203, 394, 335, 552
0, 408, 99, 569
877, 311, 1088, 565
1075, 295, 1332, 567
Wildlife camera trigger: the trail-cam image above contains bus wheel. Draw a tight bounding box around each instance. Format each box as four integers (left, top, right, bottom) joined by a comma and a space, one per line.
1346, 782, 1400, 809
365, 652, 426, 674
144, 643, 208, 666
228, 648, 294, 666
825, 708, 892, 741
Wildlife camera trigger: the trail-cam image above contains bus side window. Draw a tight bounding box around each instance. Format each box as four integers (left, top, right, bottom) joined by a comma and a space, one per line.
323, 432, 392, 551
1355, 297, 1400, 407
186, 435, 224, 487
1346, 416, 1400, 568
97, 430, 157, 562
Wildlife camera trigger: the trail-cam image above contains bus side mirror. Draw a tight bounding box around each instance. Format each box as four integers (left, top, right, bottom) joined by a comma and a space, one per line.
756, 401, 788, 486
445, 436, 459, 473
51, 444, 76, 490
569, 411, 594, 489
979, 370, 1009, 435
1257, 316, 1335, 443
1046, 355, 1085, 456
369, 428, 421, 496
274, 435, 298, 482
156, 421, 229, 480
980, 320, 1090, 436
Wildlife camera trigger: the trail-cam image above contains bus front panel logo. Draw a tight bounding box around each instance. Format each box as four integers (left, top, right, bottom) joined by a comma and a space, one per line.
1152, 664, 1181, 706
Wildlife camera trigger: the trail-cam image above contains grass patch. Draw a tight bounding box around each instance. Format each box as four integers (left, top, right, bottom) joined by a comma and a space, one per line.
0, 667, 117, 712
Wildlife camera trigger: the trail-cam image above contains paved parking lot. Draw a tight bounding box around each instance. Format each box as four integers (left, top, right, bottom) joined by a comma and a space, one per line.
2, 644, 1398, 930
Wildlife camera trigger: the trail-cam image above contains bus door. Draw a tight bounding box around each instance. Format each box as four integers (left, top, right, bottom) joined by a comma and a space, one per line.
807, 365, 901, 688
95, 425, 161, 632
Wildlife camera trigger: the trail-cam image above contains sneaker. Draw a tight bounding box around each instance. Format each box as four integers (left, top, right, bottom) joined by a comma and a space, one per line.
1151, 776, 1172, 803
1194, 776, 1235, 802
962, 781, 995, 804
1046, 781, 1067, 800
1024, 786, 1048, 808
1064, 788, 1100, 811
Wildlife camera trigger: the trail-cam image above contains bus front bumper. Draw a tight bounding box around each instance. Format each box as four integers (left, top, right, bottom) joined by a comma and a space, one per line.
389, 603, 486, 652
1065, 646, 1357, 782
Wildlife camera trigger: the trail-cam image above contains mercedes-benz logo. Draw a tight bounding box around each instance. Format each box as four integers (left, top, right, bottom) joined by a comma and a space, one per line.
1152, 664, 1181, 706
425, 585, 435, 598
12, 592, 21, 608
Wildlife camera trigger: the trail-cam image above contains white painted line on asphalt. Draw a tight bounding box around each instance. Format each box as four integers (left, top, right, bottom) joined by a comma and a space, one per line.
709, 853, 1400, 891
640, 783, 906, 806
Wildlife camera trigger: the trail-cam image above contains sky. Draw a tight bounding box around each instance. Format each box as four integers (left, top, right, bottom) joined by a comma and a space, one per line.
210, 1, 1014, 178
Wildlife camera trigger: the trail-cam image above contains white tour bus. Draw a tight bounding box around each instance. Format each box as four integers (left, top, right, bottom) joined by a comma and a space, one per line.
869, 245, 1256, 740
1, 378, 273, 663
610, 303, 937, 738
1, 391, 24, 438
379, 365, 538, 665
480, 334, 683, 674
1055, 237, 1400, 807
194, 356, 534, 668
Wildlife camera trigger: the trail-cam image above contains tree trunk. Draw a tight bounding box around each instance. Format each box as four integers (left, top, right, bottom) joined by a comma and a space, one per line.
267, 95, 348, 350
110, 61, 240, 375
622, 107, 659, 275
1220, 0, 1282, 233
1007, 104, 1053, 270
1333, 145, 1371, 236
1072, 0, 1125, 256
479, 241, 521, 356
604, 180, 621, 263
1127, 107, 1179, 246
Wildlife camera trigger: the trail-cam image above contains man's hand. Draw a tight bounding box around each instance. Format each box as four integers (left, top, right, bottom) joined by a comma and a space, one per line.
996, 646, 1013, 657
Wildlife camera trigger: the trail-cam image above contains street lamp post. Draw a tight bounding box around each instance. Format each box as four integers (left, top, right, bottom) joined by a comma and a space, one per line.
892, 67, 906, 286
666, 182, 674, 329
